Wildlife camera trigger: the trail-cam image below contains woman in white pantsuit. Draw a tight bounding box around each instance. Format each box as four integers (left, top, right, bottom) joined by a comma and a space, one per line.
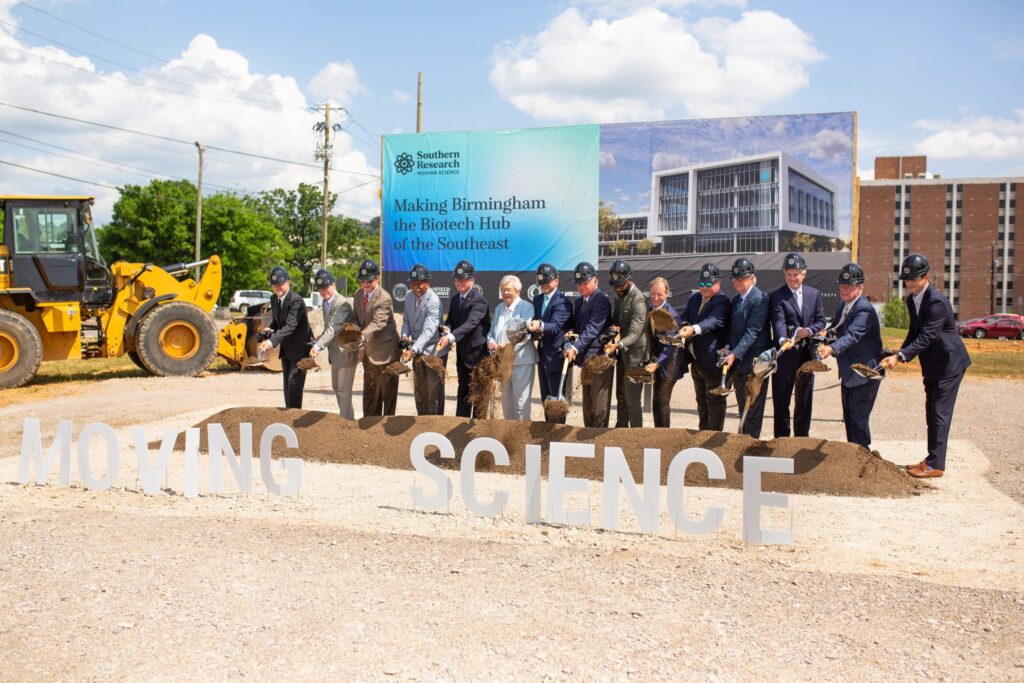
486, 275, 538, 421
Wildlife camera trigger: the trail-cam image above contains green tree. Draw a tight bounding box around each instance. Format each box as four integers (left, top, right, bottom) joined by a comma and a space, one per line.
610, 239, 629, 255
882, 296, 909, 329
99, 180, 287, 304
599, 201, 620, 242
790, 232, 816, 251
637, 238, 655, 254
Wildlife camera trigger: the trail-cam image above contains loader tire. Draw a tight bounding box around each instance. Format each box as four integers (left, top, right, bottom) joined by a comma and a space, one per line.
0, 310, 43, 389
136, 302, 217, 377
127, 350, 148, 371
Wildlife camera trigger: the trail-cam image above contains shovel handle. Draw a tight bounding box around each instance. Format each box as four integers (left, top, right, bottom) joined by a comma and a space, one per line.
780, 339, 796, 353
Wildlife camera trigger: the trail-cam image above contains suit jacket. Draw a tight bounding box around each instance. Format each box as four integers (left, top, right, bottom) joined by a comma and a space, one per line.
900, 285, 971, 381
313, 292, 357, 368
401, 287, 441, 355
444, 286, 491, 366
829, 296, 883, 388
269, 289, 314, 361
569, 289, 611, 367
353, 286, 399, 365
487, 298, 538, 366
769, 284, 827, 372
728, 286, 771, 373
646, 302, 686, 381
612, 284, 649, 368
533, 288, 572, 373
681, 291, 730, 375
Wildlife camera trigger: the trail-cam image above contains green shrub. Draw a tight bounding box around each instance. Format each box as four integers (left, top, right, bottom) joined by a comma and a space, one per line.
882, 296, 909, 329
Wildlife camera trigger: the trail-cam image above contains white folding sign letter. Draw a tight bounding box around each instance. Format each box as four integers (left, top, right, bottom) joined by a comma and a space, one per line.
183, 428, 200, 499
460, 437, 510, 518
548, 442, 593, 526
602, 447, 660, 533
742, 456, 794, 545
666, 448, 726, 535
207, 423, 253, 494
410, 432, 454, 510
525, 444, 542, 524
133, 427, 179, 496
259, 423, 302, 497
18, 418, 72, 486
77, 422, 119, 492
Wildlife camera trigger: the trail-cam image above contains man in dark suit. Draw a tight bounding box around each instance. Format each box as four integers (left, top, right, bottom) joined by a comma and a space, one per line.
529, 263, 572, 422
724, 258, 772, 438
607, 260, 649, 428
678, 264, 731, 431
563, 262, 612, 427
643, 276, 685, 428
881, 253, 971, 478
257, 266, 314, 409
769, 253, 827, 438
437, 259, 490, 417
817, 264, 883, 449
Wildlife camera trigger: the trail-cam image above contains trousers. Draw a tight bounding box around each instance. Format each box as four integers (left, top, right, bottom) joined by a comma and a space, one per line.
691, 363, 726, 431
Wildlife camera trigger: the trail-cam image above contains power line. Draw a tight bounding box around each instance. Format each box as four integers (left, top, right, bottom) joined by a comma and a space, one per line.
0, 156, 120, 190
0, 98, 380, 177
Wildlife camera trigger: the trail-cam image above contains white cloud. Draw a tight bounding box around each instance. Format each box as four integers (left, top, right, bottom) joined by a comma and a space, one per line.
652, 151, 688, 171
857, 168, 875, 181
798, 128, 852, 162
0, 13, 379, 223
307, 60, 366, 105
574, 0, 747, 15
391, 89, 412, 104
599, 150, 616, 167
914, 110, 1024, 160
489, 7, 821, 123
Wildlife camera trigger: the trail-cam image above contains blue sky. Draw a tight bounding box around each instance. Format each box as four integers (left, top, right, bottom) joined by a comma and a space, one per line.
1, 0, 1022, 222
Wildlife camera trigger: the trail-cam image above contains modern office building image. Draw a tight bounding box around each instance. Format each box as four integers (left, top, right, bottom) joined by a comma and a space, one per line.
598, 152, 841, 257
859, 155, 1021, 320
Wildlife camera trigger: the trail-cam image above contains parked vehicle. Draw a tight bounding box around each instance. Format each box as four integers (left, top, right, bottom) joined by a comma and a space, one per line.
229, 289, 272, 312
957, 314, 1024, 339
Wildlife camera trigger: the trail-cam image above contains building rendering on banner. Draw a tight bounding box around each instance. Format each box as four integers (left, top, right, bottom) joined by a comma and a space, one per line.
859, 156, 1021, 320
599, 152, 839, 257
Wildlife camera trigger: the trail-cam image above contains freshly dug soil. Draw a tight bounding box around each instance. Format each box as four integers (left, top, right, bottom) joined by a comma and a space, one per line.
468, 345, 517, 418
625, 366, 654, 384
649, 307, 677, 334
384, 360, 411, 376
337, 323, 363, 344
419, 354, 445, 374
581, 355, 615, 385
542, 399, 569, 423
185, 408, 929, 498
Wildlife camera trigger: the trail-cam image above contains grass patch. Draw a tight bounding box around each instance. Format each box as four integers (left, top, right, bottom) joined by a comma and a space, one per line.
882, 326, 1024, 379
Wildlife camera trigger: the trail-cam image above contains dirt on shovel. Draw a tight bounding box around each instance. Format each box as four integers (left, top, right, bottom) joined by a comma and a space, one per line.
542, 399, 569, 423
580, 355, 615, 385
468, 344, 517, 418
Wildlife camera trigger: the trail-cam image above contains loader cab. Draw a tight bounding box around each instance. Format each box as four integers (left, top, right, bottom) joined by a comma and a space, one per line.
0, 196, 113, 307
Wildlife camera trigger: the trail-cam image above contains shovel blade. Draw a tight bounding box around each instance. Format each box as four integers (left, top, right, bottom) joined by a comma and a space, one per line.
709, 386, 733, 396
851, 363, 885, 380
798, 360, 829, 373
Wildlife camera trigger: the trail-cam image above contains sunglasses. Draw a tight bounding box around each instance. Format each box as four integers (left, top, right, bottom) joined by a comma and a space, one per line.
697, 280, 718, 288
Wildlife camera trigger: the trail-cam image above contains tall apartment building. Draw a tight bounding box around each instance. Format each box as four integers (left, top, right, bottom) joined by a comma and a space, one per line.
859, 156, 1020, 319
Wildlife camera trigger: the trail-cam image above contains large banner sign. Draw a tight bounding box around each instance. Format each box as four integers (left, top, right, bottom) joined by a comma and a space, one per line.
382, 126, 599, 307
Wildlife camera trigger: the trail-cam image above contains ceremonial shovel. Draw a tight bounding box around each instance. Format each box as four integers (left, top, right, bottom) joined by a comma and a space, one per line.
851, 350, 893, 381
543, 356, 572, 423
709, 353, 733, 397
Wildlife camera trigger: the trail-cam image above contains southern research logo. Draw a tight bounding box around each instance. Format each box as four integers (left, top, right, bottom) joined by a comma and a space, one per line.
392, 283, 409, 302
527, 284, 541, 301
394, 153, 414, 175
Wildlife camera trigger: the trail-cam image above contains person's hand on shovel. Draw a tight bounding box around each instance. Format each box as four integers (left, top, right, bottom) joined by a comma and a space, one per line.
793, 327, 812, 342
563, 345, 578, 363
880, 354, 900, 370
679, 325, 696, 339
437, 336, 450, 351
487, 339, 498, 353
817, 345, 833, 359
644, 362, 658, 374
723, 353, 736, 368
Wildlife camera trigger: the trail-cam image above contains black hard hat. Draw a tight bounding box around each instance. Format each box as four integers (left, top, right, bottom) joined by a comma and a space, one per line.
607, 259, 633, 286
782, 253, 807, 270
313, 269, 335, 289
356, 259, 380, 281
536, 263, 558, 285
407, 264, 431, 283
899, 253, 930, 280
837, 263, 865, 285
698, 263, 720, 283
268, 265, 290, 285
573, 262, 597, 284
452, 260, 475, 281
730, 257, 756, 278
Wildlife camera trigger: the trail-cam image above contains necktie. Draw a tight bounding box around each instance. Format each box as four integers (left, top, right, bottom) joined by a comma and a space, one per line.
698, 297, 707, 316
541, 294, 550, 317
363, 291, 370, 308
794, 289, 802, 315
835, 302, 852, 329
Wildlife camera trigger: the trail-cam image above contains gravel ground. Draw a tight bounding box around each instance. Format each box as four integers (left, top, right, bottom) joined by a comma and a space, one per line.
0, 363, 1022, 680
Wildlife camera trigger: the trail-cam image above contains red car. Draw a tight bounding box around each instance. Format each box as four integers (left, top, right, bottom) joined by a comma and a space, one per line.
957, 314, 1024, 339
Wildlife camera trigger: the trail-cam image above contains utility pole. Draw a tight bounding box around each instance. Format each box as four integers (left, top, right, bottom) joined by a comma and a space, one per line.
417, 72, 423, 133
194, 142, 205, 281
313, 105, 342, 271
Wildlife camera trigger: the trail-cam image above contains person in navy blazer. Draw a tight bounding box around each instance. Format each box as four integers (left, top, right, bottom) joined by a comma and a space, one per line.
677, 263, 731, 431
724, 258, 772, 438
881, 253, 971, 478
564, 262, 613, 428
528, 263, 573, 423
437, 260, 491, 418
643, 276, 685, 428
817, 264, 883, 449
769, 253, 827, 438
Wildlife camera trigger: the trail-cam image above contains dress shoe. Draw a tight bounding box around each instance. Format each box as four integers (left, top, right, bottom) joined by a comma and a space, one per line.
908, 466, 943, 478
905, 459, 927, 471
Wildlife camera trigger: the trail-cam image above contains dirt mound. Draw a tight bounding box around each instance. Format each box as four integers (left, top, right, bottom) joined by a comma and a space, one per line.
186, 408, 929, 498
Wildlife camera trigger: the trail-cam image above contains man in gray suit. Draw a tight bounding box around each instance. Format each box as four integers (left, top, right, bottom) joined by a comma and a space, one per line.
400, 264, 444, 415
308, 269, 357, 419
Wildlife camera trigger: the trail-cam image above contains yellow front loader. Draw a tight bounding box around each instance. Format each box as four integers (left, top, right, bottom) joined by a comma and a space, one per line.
0, 195, 255, 389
